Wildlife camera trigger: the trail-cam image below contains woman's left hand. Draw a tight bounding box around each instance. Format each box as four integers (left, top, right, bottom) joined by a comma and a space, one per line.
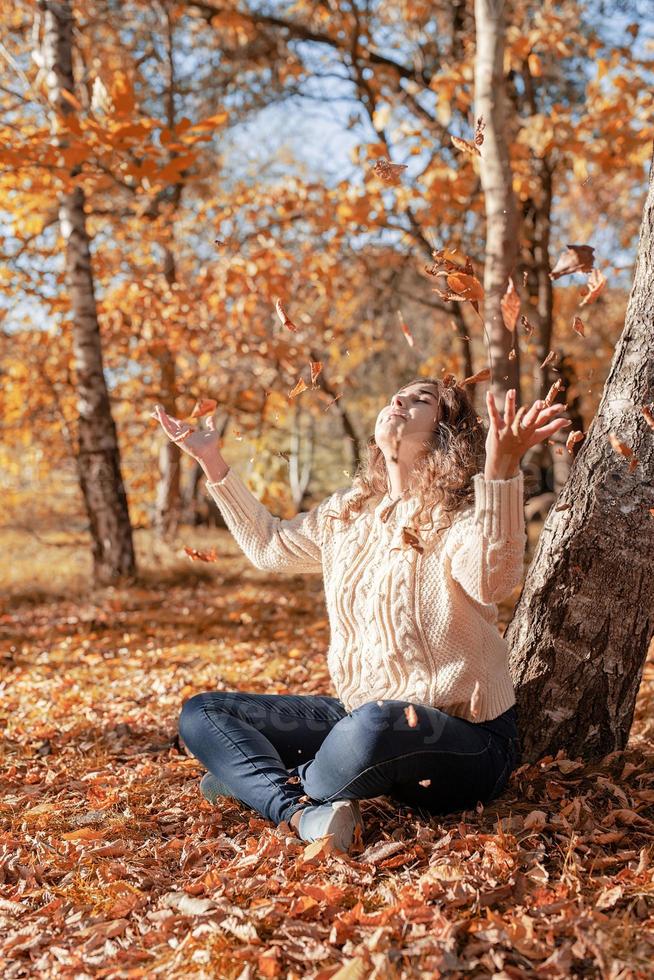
484, 388, 572, 479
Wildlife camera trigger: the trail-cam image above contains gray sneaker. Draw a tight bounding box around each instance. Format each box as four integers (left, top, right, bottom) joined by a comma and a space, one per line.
297, 799, 364, 852
199, 772, 235, 803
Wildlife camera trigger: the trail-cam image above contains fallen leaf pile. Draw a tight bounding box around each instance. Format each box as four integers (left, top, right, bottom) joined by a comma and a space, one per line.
1, 529, 654, 977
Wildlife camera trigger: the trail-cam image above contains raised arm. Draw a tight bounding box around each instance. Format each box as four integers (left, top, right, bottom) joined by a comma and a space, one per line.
204, 469, 340, 573
444, 470, 527, 606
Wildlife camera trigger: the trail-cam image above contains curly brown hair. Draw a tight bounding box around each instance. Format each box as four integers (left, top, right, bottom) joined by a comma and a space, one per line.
327, 376, 488, 545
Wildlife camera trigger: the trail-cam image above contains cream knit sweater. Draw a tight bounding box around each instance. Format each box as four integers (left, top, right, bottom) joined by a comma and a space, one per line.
205, 467, 527, 723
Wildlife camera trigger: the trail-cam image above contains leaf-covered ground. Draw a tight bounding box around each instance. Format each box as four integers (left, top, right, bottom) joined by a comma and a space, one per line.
2, 526, 654, 978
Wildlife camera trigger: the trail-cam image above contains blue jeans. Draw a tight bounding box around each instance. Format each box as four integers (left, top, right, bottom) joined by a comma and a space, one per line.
178, 692, 521, 827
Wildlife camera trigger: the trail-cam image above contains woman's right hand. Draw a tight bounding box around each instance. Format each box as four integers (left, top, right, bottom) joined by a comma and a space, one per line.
151, 404, 228, 476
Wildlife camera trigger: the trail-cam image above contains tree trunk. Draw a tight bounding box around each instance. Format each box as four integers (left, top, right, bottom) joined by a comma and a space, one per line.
289, 400, 315, 510
40, 0, 135, 584
507, 148, 654, 763
474, 0, 521, 401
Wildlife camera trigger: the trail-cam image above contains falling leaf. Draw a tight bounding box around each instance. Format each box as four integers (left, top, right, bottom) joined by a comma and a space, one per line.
579, 268, 607, 307
183, 546, 218, 562
404, 704, 419, 727
401, 526, 423, 553
500, 277, 520, 332
372, 158, 407, 183
520, 314, 535, 337
549, 244, 595, 280
288, 377, 308, 400
310, 361, 322, 385
418, 779, 431, 788
544, 379, 565, 406
451, 134, 481, 157
641, 405, 654, 430
275, 298, 298, 331
188, 398, 217, 419
540, 350, 558, 370
461, 368, 491, 386
396, 310, 414, 347
566, 430, 584, 453
442, 373, 458, 388
572, 316, 585, 336
608, 433, 638, 472
446, 272, 484, 301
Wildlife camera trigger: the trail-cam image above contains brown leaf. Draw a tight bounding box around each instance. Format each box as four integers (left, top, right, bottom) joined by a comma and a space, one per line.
579, 268, 607, 307
500, 277, 520, 332
310, 361, 322, 385
288, 377, 308, 400
372, 158, 407, 183
640, 404, 654, 430
461, 368, 491, 386
446, 272, 484, 301
565, 430, 584, 453
188, 398, 217, 419
183, 546, 218, 562
396, 310, 414, 347
544, 379, 565, 406
275, 298, 298, 331
549, 244, 595, 279
540, 350, 558, 370
451, 134, 481, 157
608, 433, 639, 472
572, 316, 585, 336
404, 704, 419, 728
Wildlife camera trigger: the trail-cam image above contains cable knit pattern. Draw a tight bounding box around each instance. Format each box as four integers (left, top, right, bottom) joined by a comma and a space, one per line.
205, 467, 527, 722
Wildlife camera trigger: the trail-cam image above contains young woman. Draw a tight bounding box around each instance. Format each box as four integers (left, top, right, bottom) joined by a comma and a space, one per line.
152, 377, 571, 852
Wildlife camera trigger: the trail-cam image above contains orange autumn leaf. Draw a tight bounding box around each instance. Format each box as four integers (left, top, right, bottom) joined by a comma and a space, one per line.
641, 405, 654, 430
446, 272, 484, 301
188, 398, 217, 419
183, 546, 218, 562
309, 361, 322, 385
461, 367, 491, 386
500, 276, 521, 332
372, 158, 408, 183
288, 377, 308, 399
275, 298, 298, 332
451, 134, 481, 157
608, 433, 638, 472
540, 350, 558, 370
566, 430, 585, 453
396, 310, 414, 347
404, 704, 419, 727
579, 268, 607, 307
544, 379, 565, 406
572, 316, 586, 336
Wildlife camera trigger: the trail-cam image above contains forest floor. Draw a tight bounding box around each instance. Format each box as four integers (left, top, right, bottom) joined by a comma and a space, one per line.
1, 522, 654, 979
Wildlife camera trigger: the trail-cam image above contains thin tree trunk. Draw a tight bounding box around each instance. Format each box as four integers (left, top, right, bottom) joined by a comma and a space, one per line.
507, 148, 654, 763
40, 0, 135, 584
474, 0, 521, 401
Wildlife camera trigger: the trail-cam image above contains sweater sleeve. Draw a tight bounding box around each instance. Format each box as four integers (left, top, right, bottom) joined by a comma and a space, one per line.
205, 467, 339, 574
443, 470, 527, 606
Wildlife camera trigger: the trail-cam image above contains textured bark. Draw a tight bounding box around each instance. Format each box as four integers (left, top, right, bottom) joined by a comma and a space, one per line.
507, 150, 654, 763
40, 0, 135, 584
474, 0, 521, 400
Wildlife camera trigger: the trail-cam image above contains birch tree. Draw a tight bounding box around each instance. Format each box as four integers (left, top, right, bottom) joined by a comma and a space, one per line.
38, 0, 136, 583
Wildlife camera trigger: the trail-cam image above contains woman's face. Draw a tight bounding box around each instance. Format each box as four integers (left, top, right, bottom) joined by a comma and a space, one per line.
374, 382, 441, 455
